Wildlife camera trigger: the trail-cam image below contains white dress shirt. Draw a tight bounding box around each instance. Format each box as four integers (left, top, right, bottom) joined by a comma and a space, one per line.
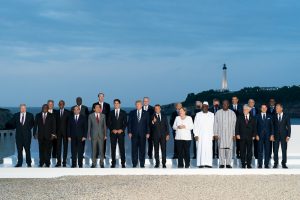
20, 112, 26, 124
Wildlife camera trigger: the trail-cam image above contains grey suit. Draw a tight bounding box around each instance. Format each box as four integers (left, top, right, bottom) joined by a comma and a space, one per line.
88, 113, 107, 166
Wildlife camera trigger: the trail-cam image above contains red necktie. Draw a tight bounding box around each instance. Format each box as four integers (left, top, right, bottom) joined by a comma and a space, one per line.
96, 114, 100, 124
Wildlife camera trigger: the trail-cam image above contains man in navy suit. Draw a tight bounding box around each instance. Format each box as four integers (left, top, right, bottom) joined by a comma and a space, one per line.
8, 104, 34, 167
256, 103, 274, 168
128, 100, 150, 168
248, 99, 259, 159
273, 103, 291, 169
68, 106, 87, 168
230, 96, 243, 159
142, 97, 155, 159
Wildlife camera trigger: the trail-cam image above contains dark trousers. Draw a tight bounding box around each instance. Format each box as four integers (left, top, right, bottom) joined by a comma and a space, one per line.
147, 135, 154, 158
258, 135, 271, 167
213, 139, 219, 158
153, 136, 167, 165
269, 141, 274, 159
236, 139, 241, 158
56, 134, 68, 165
253, 140, 258, 159
16, 138, 31, 165
131, 134, 146, 167
52, 138, 57, 158
176, 140, 191, 168
192, 133, 197, 158
71, 137, 84, 167
110, 133, 126, 165
38, 139, 52, 166
240, 139, 253, 166
274, 136, 288, 165
172, 130, 178, 157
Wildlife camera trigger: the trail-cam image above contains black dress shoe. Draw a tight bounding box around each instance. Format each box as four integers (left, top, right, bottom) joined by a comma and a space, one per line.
226, 165, 232, 168
91, 165, 96, 168
140, 166, 145, 168
63, 164, 67, 167
111, 165, 115, 168
163, 165, 166, 168
273, 164, 278, 169
122, 164, 126, 168
282, 165, 288, 169
219, 165, 225, 168
199, 166, 205, 168
55, 163, 61, 167
132, 165, 137, 168
71, 165, 76, 168
185, 165, 190, 169
265, 166, 270, 169
100, 165, 105, 168
205, 165, 212, 168
39, 164, 43, 168
172, 156, 178, 159
258, 165, 262, 169
45, 165, 50, 168
242, 165, 246, 169
154, 164, 160, 168
247, 165, 252, 169
79, 165, 83, 168
27, 164, 32, 168
15, 164, 22, 168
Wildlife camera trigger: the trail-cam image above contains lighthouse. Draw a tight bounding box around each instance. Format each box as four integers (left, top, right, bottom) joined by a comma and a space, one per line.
221, 64, 228, 91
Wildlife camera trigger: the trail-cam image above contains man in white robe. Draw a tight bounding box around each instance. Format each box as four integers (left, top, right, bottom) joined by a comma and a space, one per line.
194, 101, 215, 168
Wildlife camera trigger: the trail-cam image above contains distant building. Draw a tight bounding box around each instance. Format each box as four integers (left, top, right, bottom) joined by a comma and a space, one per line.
221, 64, 228, 91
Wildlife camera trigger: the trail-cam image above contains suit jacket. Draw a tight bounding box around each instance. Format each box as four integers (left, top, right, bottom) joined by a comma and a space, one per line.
9, 112, 34, 143
143, 105, 154, 116
108, 109, 127, 133
34, 112, 56, 141
88, 113, 106, 139
68, 114, 87, 138
92, 102, 110, 125
170, 110, 179, 128
128, 109, 150, 137
230, 104, 243, 117
209, 106, 221, 115
150, 113, 170, 140
250, 107, 259, 118
71, 105, 90, 118
256, 113, 274, 138
56, 109, 70, 137
235, 115, 257, 140
267, 106, 276, 116
273, 113, 291, 139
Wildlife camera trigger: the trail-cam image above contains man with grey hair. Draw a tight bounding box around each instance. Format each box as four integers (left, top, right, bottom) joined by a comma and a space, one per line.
143, 97, 154, 159
8, 104, 34, 167
235, 104, 257, 168
214, 100, 236, 168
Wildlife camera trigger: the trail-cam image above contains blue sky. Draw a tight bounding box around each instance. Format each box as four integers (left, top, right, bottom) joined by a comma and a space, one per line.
0, 0, 299, 107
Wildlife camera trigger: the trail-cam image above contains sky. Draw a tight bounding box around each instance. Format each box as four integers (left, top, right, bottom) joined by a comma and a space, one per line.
0, 0, 299, 107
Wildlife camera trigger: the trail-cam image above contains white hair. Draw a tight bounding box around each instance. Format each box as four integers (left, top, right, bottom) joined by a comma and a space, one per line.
243, 104, 251, 110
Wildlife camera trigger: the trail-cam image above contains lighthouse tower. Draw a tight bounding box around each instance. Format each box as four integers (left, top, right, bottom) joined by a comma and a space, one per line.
221, 64, 228, 91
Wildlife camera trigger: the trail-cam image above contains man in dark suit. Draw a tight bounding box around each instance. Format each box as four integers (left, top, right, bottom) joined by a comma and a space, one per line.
68, 106, 87, 168
256, 103, 274, 168
8, 104, 34, 167
235, 104, 257, 168
143, 97, 155, 159
209, 98, 221, 159
71, 97, 89, 157
47, 100, 58, 159
273, 103, 291, 169
267, 98, 276, 159
55, 100, 70, 167
248, 99, 259, 159
108, 99, 127, 168
71, 97, 90, 118
128, 100, 150, 168
230, 96, 243, 159
170, 103, 182, 159
33, 104, 56, 167
92, 92, 111, 158
151, 104, 170, 168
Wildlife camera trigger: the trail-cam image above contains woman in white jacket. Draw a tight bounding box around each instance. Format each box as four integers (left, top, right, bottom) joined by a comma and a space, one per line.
173, 107, 194, 168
